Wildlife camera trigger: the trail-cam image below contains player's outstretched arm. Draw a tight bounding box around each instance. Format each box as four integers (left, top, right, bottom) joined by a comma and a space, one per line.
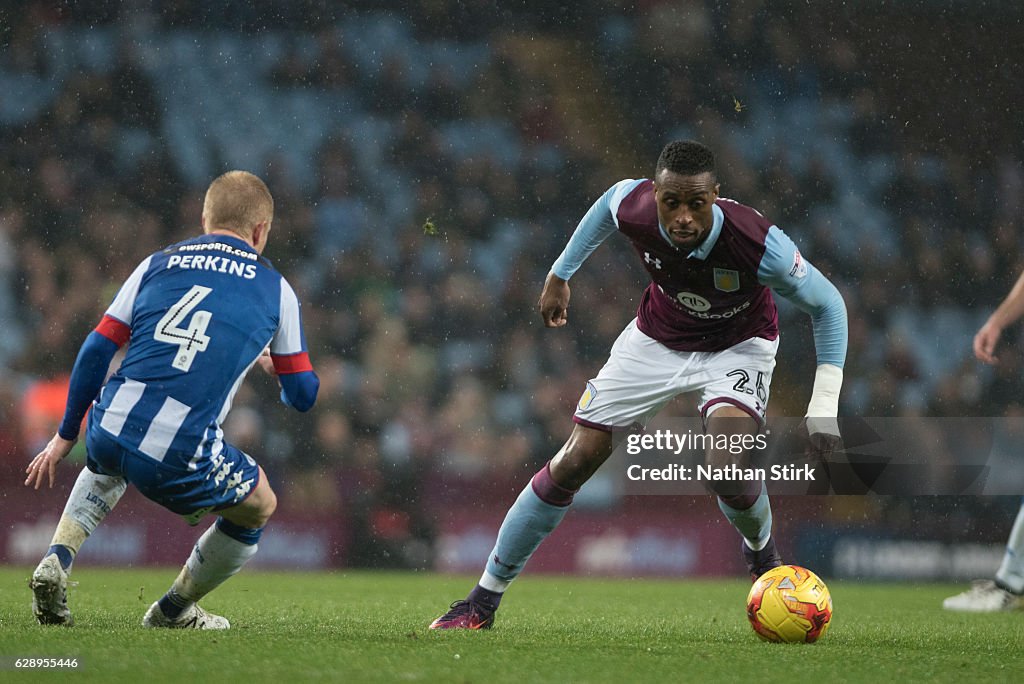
24, 328, 123, 489
539, 272, 571, 328
757, 227, 847, 453
542, 180, 633, 328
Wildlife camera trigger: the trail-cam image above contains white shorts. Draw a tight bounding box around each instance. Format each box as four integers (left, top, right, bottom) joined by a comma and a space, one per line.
573, 319, 778, 431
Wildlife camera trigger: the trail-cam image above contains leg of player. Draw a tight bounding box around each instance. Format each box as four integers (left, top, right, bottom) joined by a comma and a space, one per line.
995, 501, 1024, 595
30, 467, 128, 626
943, 500, 1024, 612
429, 424, 615, 630
142, 466, 277, 630
705, 406, 781, 581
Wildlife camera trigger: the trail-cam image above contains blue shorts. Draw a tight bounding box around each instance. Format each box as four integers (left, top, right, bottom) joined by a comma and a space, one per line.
85, 423, 261, 521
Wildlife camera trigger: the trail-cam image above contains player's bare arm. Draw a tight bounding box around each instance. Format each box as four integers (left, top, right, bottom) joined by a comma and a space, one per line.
539, 272, 570, 328
974, 269, 1024, 364
25, 434, 76, 490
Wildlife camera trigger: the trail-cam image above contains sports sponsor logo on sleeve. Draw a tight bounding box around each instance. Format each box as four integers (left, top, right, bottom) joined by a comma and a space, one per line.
789, 250, 808, 278
578, 381, 598, 411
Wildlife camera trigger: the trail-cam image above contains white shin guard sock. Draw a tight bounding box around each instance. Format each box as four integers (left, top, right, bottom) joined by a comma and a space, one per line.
996, 503, 1024, 594
172, 523, 259, 603
51, 468, 128, 553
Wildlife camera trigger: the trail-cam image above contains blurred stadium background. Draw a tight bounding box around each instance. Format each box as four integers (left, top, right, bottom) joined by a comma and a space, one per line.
1, 0, 1022, 583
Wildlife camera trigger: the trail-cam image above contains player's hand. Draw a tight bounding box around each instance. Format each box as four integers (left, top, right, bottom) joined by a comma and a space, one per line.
539, 272, 570, 328
257, 348, 277, 376
804, 418, 842, 460
25, 434, 76, 490
973, 319, 1002, 365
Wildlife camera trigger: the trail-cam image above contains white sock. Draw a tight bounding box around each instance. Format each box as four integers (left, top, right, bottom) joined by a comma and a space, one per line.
996, 503, 1024, 594
50, 468, 128, 557
171, 523, 258, 603
478, 571, 511, 593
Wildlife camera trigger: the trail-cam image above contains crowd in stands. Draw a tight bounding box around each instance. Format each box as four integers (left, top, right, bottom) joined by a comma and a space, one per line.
2, 1, 1022, 566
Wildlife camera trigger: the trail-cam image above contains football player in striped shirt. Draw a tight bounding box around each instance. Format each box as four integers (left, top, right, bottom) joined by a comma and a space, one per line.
26, 171, 319, 629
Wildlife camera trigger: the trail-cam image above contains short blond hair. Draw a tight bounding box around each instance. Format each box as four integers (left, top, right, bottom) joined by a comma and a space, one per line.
202, 170, 274, 237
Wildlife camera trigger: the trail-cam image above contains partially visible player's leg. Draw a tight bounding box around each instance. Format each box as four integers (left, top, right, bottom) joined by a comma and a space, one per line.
705, 407, 779, 580
41, 465, 128, 570
697, 337, 780, 580
431, 425, 614, 630
944, 499, 1024, 612
431, 320, 675, 630
145, 451, 273, 630
30, 452, 128, 626
995, 499, 1024, 595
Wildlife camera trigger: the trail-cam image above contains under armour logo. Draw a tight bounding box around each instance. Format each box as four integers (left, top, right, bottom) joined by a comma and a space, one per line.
644, 252, 662, 269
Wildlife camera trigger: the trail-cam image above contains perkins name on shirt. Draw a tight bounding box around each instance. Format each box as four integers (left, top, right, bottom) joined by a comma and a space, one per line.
166, 254, 257, 279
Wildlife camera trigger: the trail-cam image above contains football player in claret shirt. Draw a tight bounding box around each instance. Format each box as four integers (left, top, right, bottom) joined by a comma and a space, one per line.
26, 171, 319, 629
431, 140, 848, 629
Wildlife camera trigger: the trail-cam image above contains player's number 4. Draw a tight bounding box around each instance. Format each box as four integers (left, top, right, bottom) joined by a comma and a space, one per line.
154, 285, 213, 372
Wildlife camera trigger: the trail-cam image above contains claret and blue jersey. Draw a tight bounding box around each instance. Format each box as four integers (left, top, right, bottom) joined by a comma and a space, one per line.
59, 233, 318, 474
552, 179, 847, 368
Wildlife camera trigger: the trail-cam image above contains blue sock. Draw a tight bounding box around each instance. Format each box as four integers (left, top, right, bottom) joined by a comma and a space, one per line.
481, 463, 576, 591
47, 544, 74, 571
158, 590, 191, 620
215, 517, 263, 545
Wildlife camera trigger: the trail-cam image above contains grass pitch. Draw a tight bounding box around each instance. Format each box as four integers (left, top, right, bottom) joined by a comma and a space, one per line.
1, 567, 1023, 682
